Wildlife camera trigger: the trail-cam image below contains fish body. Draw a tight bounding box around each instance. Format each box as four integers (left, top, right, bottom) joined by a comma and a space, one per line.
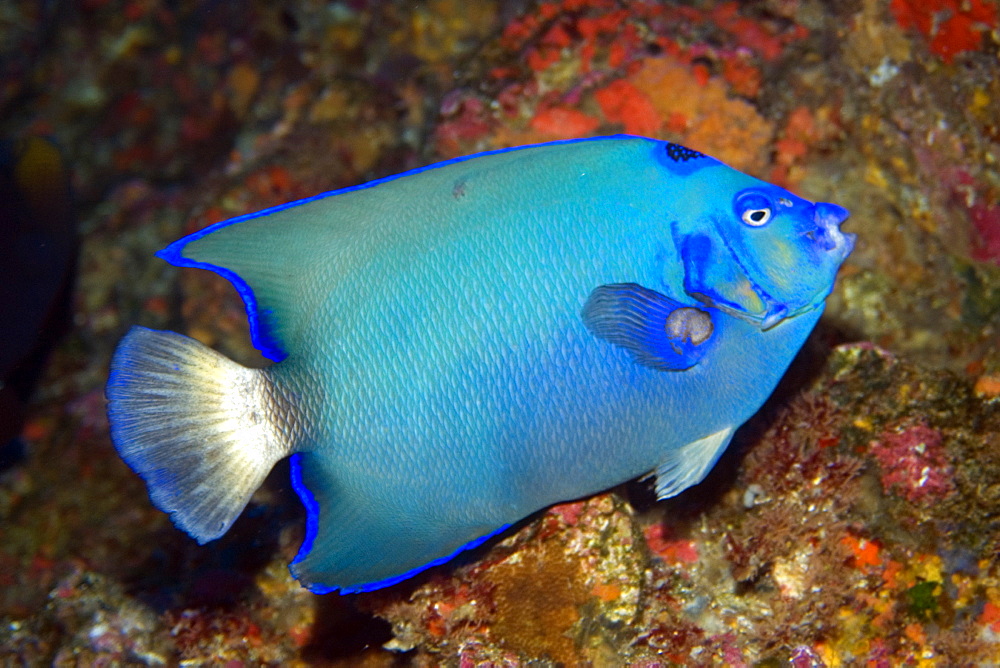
107, 135, 853, 593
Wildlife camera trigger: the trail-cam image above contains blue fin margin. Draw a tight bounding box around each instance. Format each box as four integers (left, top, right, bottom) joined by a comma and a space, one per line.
156, 238, 286, 362
287, 453, 511, 595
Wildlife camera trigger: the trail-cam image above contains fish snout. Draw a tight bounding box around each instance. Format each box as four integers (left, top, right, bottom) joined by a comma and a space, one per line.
811, 202, 855, 258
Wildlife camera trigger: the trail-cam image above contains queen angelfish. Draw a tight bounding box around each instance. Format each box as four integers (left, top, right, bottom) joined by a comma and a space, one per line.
106, 135, 854, 593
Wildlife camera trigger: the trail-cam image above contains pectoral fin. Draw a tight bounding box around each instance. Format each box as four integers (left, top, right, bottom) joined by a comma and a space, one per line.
653, 426, 734, 499
581, 283, 714, 371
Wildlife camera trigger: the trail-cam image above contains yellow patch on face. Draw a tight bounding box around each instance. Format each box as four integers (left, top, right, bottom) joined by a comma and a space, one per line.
733, 276, 765, 315
757, 237, 800, 292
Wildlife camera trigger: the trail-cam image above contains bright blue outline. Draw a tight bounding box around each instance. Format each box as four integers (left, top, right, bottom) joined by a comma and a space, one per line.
158, 133, 688, 592
155, 134, 648, 362
288, 452, 319, 565
288, 452, 511, 595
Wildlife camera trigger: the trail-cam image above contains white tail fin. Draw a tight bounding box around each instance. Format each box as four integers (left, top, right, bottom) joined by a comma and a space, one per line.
106, 326, 298, 543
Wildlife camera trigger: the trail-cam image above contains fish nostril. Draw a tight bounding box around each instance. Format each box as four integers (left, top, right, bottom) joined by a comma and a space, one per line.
803, 225, 839, 251
812, 202, 852, 252
814, 203, 850, 232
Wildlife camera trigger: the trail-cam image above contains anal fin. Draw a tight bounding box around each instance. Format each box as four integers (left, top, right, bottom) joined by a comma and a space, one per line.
288, 453, 509, 593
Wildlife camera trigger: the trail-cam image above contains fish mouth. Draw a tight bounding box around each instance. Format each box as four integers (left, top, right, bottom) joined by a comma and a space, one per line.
752, 205, 854, 328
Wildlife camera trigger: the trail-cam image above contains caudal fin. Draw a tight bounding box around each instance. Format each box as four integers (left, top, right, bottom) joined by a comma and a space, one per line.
106, 326, 298, 543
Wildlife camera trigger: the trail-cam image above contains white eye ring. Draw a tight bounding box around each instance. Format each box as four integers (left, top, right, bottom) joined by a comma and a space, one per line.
742, 207, 771, 226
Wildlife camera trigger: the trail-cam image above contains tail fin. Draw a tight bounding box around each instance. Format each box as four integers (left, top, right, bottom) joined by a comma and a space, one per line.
106, 326, 297, 543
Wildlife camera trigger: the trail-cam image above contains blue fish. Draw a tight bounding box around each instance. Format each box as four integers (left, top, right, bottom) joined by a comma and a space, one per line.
106, 135, 853, 594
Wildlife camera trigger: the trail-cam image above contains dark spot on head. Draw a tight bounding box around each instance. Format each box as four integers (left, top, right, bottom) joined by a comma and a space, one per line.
663, 143, 705, 163
452, 179, 467, 199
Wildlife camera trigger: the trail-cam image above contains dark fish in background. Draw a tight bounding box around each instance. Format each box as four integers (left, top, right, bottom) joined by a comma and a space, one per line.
0, 135, 78, 469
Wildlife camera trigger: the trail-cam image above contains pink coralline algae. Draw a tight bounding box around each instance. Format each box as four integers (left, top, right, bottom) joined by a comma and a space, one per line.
971, 200, 1000, 266
870, 423, 955, 504
943, 168, 1000, 266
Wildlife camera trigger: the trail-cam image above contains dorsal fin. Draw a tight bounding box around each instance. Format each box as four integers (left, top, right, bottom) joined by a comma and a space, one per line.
160, 136, 651, 362
158, 196, 345, 362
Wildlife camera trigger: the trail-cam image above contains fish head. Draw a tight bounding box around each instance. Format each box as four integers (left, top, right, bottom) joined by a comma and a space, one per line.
664, 151, 854, 330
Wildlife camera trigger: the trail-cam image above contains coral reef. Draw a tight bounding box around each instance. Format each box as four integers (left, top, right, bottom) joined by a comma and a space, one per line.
2, 0, 1000, 664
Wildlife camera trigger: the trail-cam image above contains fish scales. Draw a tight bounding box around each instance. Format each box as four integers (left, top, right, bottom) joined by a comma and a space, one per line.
106, 135, 854, 593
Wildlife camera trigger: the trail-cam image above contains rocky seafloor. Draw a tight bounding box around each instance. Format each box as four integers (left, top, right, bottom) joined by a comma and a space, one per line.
1, 0, 999, 665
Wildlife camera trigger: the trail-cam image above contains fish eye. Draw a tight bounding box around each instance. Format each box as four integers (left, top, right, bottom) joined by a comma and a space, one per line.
742, 208, 771, 226
735, 191, 774, 228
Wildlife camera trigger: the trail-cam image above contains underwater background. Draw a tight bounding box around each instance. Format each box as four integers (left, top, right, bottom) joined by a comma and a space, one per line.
1, 0, 999, 664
